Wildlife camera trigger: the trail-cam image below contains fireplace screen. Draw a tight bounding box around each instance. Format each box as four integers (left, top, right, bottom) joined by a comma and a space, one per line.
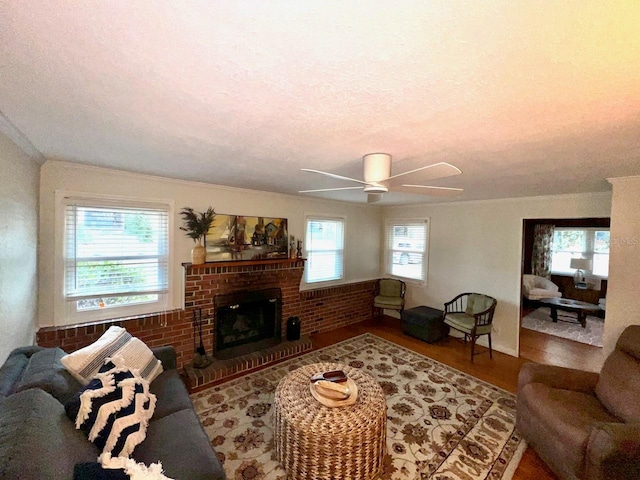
214, 288, 282, 358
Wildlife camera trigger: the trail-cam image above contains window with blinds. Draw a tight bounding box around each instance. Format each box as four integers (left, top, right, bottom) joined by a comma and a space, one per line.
63, 199, 170, 315
305, 216, 344, 283
385, 219, 428, 282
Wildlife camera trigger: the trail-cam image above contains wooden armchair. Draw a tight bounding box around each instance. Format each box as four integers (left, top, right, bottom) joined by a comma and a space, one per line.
443, 293, 497, 362
373, 278, 406, 318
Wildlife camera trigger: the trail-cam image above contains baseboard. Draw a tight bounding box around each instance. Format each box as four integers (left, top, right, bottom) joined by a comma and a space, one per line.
447, 330, 517, 358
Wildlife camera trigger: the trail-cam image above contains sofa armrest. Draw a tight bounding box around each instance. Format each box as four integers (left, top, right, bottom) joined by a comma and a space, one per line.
518, 362, 599, 393
585, 422, 640, 480
152, 346, 177, 371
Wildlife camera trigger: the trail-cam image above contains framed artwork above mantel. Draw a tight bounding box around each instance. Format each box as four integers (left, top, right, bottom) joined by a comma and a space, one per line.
204, 214, 289, 262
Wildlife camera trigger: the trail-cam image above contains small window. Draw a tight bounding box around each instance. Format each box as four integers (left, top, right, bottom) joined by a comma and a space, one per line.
385, 219, 428, 282
305, 216, 344, 283
60, 196, 171, 323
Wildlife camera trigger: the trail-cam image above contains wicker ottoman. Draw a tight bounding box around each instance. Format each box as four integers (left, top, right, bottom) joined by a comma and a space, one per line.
274, 362, 387, 480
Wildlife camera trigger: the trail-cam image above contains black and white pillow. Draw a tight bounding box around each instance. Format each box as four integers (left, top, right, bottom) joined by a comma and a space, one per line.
61, 326, 163, 385
66, 359, 156, 458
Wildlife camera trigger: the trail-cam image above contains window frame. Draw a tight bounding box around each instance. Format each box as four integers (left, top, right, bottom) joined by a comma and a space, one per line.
303, 214, 346, 285
384, 218, 429, 284
550, 227, 610, 279
54, 191, 174, 326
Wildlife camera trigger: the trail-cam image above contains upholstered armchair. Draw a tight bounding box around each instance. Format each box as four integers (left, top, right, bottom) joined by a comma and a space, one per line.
522, 274, 562, 301
443, 293, 497, 362
517, 325, 640, 480
373, 278, 406, 318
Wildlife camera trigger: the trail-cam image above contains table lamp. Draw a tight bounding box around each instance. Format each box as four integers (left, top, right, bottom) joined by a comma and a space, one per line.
570, 258, 592, 288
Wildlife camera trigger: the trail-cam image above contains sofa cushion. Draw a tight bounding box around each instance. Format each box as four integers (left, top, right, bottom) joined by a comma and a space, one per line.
62, 326, 163, 385
0, 346, 43, 397
74, 463, 129, 480
66, 360, 157, 458
0, 388, 98, 479
16, 347, 82, 404
595, 349, 640, 423
150, 369, 194, 421
134, 408, 225, 480
518, 382, 619, 478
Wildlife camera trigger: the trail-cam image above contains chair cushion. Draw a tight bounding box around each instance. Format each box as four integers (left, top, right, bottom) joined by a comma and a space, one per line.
374, 295, 404, 308
527, 288, 562, 300
379, 279, 402, 297
595, 349, 640, 423
444, 312, 492, 335
464, 294, 493, 315
61, 326, 163, 385
518, 382, 620, 479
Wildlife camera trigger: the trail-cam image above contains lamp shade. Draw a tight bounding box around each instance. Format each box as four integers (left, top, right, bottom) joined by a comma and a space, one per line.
570, 258, 592, 271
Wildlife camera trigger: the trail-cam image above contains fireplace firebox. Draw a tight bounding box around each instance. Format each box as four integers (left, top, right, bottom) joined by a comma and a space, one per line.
213, 288, 282, 359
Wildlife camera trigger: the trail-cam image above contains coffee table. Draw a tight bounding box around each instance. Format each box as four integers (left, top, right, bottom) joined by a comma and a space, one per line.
274, 362, 387, 480
539, 297, 601, 328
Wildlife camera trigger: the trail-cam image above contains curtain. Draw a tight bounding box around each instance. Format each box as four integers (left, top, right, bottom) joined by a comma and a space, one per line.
531, 224, 554, 278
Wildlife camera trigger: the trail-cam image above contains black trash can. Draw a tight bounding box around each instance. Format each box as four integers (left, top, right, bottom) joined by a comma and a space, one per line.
286, 316, 301, 341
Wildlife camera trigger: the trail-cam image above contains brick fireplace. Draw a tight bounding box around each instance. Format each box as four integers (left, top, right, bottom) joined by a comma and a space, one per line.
37, 258, 376, 378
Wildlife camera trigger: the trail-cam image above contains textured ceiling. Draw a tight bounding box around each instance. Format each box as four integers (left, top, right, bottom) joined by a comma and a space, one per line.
1, 1, 640, 204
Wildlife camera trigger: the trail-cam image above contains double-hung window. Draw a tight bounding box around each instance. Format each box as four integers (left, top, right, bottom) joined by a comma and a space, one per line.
59, 195, 171, 324
385, 219, 429, 282
305, 216, 344, 283
551, 228, 610, 278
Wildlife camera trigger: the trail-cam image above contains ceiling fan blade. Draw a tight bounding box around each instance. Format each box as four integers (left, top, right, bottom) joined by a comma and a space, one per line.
299, 186, 363, 193
301, 169, 367, 185
385, 162, 462, 186
367, 193, 383, 203
396, 185, 464, 197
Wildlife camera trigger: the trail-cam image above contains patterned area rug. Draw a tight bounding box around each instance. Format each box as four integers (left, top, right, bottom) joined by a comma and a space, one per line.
191, 333, 526, 480
522, 307, 604, 347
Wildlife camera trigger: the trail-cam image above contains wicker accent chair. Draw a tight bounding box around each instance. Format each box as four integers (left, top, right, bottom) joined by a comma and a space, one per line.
443, 293, 497, 362
373, 278, 406, 318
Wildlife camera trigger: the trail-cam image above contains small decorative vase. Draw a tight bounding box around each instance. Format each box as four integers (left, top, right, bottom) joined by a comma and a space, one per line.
286, 316, 301, 341
191, 240, 207, 265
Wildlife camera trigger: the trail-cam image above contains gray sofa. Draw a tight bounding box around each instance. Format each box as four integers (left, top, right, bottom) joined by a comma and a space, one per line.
0, 345, 226, 480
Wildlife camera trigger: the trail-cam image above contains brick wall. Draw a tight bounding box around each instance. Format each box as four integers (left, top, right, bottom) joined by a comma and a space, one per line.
37, 259, 376, 368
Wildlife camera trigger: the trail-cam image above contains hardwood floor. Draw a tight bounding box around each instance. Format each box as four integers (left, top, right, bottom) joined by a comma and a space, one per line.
311, 316, 604, 480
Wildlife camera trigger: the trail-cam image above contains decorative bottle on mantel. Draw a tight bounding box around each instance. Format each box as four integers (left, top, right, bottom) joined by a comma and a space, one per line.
192, 239, 207, 265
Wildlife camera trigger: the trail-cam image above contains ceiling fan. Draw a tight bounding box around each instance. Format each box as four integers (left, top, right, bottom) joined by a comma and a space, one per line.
299, 153, 464, 203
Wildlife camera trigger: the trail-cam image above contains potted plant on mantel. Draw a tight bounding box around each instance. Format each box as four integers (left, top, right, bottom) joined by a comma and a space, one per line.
180, 206, 216, 265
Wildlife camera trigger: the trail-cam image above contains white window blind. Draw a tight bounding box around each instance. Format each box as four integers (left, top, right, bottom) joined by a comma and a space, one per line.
385, 219, 428, 282
63, 199, 169, 311
305, 216, 344, 283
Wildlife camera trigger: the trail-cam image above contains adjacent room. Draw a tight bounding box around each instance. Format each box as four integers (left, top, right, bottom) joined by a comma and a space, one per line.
1, 2, 640, 480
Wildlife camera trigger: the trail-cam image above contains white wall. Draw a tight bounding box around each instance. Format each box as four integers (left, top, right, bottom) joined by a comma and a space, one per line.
39, 161, 382, 327
383, 192, 612, 357
0, 132, 40, 362
604, 176, 640, 355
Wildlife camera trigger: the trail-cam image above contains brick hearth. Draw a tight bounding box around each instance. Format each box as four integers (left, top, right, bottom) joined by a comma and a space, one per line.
37, 258, 376, 382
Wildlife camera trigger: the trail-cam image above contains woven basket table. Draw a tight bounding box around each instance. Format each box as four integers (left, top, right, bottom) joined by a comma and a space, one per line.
274, 362, 387, 480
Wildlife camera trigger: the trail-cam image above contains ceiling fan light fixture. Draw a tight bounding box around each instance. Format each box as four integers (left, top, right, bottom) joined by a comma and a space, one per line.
363, 182, 389, 194
363, 153, 392, 182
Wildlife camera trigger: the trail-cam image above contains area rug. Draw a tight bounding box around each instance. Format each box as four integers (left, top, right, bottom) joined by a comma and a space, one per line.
191, 333, 526, 480
522, 307, 604, 347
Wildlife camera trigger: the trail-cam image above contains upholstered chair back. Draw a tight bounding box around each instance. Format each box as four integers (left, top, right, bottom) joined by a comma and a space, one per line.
595, 325, 640, 423
379, 279, 403, 298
